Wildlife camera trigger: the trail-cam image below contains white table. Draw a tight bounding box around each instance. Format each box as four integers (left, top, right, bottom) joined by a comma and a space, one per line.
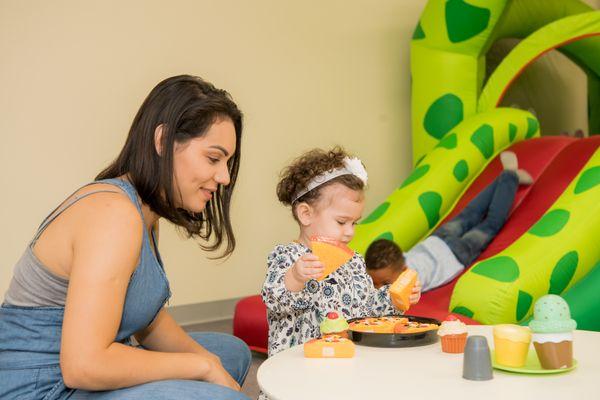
257, 326, 600, 400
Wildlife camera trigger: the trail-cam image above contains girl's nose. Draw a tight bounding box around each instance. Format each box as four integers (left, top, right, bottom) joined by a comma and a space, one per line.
345, 225, 355, 238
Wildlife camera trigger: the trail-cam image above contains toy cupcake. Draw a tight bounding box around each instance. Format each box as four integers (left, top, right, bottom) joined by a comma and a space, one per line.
529, 295, 576, 369
320, 311, 349, 338
437, 315, 468, 353
493, 324, 531, 367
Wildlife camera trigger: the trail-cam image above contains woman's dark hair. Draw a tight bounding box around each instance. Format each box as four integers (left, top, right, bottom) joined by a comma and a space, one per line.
97, 75, 242, 258
365, 239, 406, 271
276, 147, 364, 221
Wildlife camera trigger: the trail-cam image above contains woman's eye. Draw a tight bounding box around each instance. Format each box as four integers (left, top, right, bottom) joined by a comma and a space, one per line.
208, 157, 219, 164
336, 220, 344, 225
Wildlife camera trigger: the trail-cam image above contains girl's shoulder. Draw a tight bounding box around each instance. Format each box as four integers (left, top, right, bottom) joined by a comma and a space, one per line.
269, 241, 307, 258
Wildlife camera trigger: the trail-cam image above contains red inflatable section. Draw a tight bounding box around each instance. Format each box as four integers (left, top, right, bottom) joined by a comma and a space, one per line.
233, 137, 600, 352
233, 295, 269, 353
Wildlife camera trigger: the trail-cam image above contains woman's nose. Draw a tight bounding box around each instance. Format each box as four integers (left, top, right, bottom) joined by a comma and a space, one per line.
216, 165, 231, 186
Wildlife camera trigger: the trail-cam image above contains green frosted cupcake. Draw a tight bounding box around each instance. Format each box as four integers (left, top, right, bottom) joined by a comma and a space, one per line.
320, 311, 349, 338
529, 295, 576, 369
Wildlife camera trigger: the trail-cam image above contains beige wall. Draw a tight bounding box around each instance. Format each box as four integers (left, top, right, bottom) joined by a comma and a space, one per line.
0, 0, 424, 305
2, 1, 596, 307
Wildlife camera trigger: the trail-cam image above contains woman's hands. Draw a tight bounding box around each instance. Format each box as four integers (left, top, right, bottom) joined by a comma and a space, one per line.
284, 253, 324, 292
200, 354, 241, 391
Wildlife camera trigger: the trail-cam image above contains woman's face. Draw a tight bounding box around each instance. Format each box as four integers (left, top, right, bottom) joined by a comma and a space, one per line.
172, 118, 237, 213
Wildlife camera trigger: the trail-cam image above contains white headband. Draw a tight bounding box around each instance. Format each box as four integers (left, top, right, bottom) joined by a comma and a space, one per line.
292, 157, 368, 203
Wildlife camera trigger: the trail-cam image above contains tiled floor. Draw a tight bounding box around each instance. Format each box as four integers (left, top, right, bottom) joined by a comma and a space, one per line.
185, 319, 265, 399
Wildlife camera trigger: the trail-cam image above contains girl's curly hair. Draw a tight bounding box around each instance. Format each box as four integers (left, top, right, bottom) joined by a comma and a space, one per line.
276, 147, 365, 220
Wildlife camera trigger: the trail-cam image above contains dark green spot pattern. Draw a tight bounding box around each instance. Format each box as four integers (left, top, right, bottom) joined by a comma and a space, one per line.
509, 123, 517, 142
452, 306, 474, 319
471, 124, 494, 159
516, 290, 533, 321
361, 202, 390, 224
436, 133, 458, 150
418, 192, 442, 229
374, 231, 394, 242
400, 165, 430, 189
525, 117, 539, 139
471, 256, 520, 282
423, 94, 464, 140
413, 21, 425, 39
528, 209, 570, 237
574, 166, 600, 194
415, 154, 426, 167
445, 0, 491, 43
453, 160, 469, 182
549, 251, 578, 295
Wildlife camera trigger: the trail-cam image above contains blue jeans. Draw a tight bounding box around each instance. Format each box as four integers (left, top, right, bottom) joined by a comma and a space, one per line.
72, 332, 252, 400
432, 171, 519, 266
0, 331, 252, 400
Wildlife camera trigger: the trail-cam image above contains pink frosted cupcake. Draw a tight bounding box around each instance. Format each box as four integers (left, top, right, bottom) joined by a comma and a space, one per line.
437, 315, 468, 353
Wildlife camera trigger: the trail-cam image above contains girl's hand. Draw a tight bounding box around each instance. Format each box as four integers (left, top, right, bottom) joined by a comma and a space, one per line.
291, 253, 324, 283
409, 278, 422, 305
201, 355, 241, 391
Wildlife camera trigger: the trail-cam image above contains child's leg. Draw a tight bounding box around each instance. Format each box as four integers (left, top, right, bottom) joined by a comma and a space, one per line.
457, 170, 519, 265
435, 170, 519, 266
433, 175, 500, 241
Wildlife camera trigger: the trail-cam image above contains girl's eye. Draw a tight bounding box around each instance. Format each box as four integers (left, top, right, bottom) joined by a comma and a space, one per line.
336, 220, 345, 225
208, 157, 220, 164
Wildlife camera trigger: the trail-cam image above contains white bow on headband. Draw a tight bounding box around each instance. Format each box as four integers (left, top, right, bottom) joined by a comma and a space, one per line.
292, 157, 368, 203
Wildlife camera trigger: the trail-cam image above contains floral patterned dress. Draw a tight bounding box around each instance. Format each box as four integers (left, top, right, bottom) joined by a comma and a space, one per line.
261, 242, 400, 357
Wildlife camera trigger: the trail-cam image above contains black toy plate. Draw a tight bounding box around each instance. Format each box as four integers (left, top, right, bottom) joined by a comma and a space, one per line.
348, 315, 441, 348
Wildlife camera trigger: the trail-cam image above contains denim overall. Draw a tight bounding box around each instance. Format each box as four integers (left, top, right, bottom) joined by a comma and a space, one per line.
0, 179, 250, 400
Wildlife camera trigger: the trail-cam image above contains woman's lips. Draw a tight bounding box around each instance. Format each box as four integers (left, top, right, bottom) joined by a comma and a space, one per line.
201, 188, 213, 200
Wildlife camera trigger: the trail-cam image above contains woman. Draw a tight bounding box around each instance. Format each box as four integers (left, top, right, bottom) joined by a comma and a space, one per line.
0, 75, 251, 399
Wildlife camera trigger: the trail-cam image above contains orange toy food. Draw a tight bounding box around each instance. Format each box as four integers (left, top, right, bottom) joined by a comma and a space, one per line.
393, 320, 438, 334
303, 335, 355, 358
389, 268, 418, 311
310, 236, 354, 281
348, 316, 438, 334
348, 317, 401, 333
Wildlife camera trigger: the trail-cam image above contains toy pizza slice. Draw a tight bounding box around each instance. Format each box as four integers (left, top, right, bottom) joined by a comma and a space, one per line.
310, 236, 354, 281
304, 335, 355, 358
389, 268, 418, 312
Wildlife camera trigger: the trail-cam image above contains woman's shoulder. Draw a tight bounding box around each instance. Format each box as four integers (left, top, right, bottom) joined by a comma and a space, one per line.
60, 182, 143, 244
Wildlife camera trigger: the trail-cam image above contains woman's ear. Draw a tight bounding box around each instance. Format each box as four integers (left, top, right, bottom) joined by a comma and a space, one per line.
154, 125, 165, 156
295, 202, 313, 227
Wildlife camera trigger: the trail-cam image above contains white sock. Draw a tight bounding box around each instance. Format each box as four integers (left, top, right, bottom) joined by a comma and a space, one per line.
516, 169, 533, 185
500, 151, 518, 171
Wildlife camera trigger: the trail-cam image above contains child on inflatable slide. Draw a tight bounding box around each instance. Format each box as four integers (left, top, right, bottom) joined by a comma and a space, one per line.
366, 151, 533, 291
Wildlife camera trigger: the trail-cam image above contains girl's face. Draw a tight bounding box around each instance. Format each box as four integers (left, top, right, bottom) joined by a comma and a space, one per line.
172, 118, 236, 213
300, 182, 365, 244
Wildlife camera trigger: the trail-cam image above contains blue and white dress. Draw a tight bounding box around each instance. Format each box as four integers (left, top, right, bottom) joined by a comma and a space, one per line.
261, 242, 399, 357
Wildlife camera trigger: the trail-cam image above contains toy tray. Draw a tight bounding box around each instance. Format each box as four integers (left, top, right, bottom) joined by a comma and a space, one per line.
348, 315, 440, 348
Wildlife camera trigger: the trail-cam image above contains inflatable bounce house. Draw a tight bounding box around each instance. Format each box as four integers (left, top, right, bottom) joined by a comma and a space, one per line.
234, 0, 600, 353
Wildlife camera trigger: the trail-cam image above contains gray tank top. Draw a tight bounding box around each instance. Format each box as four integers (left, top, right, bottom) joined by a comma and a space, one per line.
4, 187, 120, 307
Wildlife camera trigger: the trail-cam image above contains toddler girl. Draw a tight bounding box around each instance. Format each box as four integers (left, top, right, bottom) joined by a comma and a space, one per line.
261, 147, 421, 357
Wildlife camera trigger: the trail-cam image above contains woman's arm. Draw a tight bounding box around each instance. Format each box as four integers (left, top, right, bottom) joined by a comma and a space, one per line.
59, 194, 237, 391
134, 309, 216, 360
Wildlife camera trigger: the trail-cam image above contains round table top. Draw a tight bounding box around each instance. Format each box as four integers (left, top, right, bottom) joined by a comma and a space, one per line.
257, 325, 600, 400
